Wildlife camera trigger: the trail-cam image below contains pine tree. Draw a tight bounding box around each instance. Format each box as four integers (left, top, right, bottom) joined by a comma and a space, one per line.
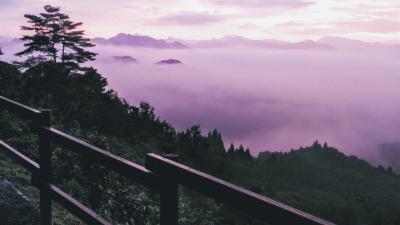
386, 166, 393, 174
227, 143, 235, 155
207, 129, 226, 154
312, 140, 322, 149
0, 47, 3, 56
245, 148, 253, 160
16, 5, 96, 71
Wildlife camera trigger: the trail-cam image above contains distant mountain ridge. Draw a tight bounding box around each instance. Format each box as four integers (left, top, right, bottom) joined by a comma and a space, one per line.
4, 33, 400, 51
92, 33, 189, 49
184, 35, 333, 50
92, 33, 332, 50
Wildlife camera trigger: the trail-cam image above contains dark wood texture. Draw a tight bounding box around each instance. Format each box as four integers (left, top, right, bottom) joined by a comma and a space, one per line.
146, 153, 335, 225
49, 184, 112, 225
38, 109, 52, 225
0, 140, 40, 172
40, 127, 159, 190
0, 96, 42, 122
160, 183, 179, 225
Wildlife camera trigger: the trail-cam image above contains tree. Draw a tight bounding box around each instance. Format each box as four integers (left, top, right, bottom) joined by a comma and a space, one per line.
0, 46, 4, 61
386, 166, 393, 174
207, 129, 226, 155
16, 5, 96, 70
227, 143, 235, 155
312, 140, 322, 149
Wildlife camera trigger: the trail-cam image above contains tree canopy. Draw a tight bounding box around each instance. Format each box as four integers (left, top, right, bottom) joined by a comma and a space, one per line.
15, 5, 96, 71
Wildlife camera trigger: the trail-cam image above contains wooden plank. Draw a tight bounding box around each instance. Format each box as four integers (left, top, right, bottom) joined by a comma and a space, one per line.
160, 183, 178, 225
38, 110, 52, 225
0, 96, 42, 122
0, 140, 40, 173
41, 127, 160, 190
146, 153, 335, 225
49, 184, 111, 225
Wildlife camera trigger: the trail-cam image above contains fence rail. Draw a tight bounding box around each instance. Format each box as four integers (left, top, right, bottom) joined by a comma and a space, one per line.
0, 95, 335, 225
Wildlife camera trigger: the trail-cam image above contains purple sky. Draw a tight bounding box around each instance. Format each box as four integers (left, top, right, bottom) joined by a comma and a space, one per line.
1, 0, 400, 42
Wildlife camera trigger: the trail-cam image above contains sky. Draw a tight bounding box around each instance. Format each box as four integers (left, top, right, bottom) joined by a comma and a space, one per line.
1, 0, 400, 42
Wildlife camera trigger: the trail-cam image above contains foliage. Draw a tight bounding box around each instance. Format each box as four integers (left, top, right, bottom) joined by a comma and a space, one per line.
15, 5, 96, 71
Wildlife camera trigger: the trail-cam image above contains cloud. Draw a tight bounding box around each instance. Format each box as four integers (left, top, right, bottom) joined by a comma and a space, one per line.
209, 0, 314, 8
336, 19, 400, 33
153, 11, 224, 26
270, 21, 334, 37
270, 19, 400, 38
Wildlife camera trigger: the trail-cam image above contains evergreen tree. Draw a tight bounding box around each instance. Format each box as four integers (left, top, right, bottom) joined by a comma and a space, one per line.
207, 129, 226, 154
15, 5, 96, 70
245, 148, 253, 161
312, 140, 322, 149
237, 144, 245, 157
0, 47, 3, 56
387, 166, 393, 174
227, 143, 235, 155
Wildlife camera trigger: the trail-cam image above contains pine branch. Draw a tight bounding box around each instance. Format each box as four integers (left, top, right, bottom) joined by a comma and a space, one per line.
17, 4, 97, 71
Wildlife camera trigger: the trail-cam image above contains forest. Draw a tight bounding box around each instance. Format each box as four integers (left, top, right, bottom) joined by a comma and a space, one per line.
1, 5, 400, 225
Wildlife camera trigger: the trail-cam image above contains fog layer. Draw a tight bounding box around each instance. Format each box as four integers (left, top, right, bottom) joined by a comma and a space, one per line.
2, 42, 400, 163
88, 45, 400, 162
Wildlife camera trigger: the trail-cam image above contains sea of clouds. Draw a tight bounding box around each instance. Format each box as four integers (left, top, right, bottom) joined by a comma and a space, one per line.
2, 41, 400, 164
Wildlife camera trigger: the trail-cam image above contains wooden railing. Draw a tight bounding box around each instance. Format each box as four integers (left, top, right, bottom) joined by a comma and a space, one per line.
0, 95, 335, 225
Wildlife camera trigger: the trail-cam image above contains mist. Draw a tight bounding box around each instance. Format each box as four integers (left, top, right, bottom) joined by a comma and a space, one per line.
2, 42, 400, 164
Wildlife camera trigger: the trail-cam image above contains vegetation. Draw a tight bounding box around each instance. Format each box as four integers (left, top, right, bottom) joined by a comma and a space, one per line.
1, 5, 400, 225
15, 5, 96, 71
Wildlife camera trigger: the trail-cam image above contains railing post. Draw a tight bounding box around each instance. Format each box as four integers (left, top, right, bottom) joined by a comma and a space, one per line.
38, 109, 52, 225
146, 154, 179, 225
160, 183, 178, 225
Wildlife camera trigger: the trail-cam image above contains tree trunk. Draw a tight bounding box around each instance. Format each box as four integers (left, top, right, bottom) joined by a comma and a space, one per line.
52, 20, 57, 63
61, 42, 65, 64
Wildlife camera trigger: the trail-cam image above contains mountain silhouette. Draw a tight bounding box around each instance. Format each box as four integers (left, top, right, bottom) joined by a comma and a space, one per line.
93, 33, 189, 49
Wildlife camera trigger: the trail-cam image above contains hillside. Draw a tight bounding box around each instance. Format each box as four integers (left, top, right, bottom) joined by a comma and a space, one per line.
0, 60, 400, 225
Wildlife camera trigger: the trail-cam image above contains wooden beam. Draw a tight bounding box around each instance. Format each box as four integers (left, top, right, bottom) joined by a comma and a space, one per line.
146, 153, 335, 225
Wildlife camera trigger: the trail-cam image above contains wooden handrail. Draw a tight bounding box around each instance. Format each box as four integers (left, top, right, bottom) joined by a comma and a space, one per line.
49, 184, 111, 225
0, 96, 43, 123
40, 126, 160, 190
0, 95, 335, 225
0, 140, 40, 172
146, 153, 334, 225
0, 140, 111, 225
